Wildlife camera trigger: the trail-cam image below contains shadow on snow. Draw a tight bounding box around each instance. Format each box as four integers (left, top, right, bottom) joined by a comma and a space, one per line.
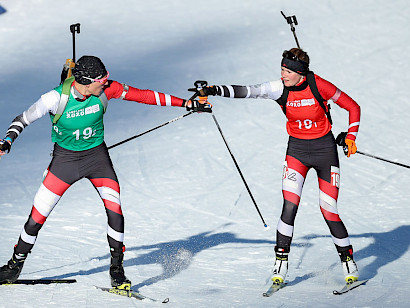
43, 225, 274, 290
39, 225, 409, 289
288, 225, 410, 286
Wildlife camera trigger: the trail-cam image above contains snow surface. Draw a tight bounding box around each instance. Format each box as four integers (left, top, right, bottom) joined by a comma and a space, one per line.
0, 0, 409, 307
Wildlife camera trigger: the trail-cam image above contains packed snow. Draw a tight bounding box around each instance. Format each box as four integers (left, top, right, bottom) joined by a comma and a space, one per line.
0, 0, 409, 307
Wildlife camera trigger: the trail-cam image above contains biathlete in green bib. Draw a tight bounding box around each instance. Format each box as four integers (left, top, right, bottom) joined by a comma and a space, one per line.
0, 55, 212, 286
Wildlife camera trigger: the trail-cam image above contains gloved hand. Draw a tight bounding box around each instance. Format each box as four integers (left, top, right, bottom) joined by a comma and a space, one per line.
345, 139, 357, 157
188, 81, 217, 96
0, 138, 12, 155
185, 99, 212, 113
199, 86, 217, 96
335, 132, 357, 157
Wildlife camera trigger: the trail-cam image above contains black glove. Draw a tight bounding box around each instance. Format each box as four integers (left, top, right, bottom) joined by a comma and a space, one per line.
0, 138, 12, 153
199, 86, 217, 96
335, 132, 347, 146
185, 99, 212, 113
188, 80, 218, 96
335, 132, 348, 156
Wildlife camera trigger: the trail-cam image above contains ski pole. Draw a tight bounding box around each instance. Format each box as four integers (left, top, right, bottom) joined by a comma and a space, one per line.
107, 111, 194, 150
107, 91, 199, 150
190, 80, 269, 229
356, 151, 410, 169
336, 132, 410, 169
211, 114, 270, 229
281, 11, 301, 48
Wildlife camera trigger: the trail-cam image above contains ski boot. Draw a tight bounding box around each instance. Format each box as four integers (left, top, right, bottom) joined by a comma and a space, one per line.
0, 250, 28, 284
339, 248, 359, 284
110, 247, 131, 290
271, 246, 289, 284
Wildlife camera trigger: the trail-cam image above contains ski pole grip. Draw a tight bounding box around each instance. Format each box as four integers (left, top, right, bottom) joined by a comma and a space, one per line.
194, 80, 208, 90
70, 23, 80, 34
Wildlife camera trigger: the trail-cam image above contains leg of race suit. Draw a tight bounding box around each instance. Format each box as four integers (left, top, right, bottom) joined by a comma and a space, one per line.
276, 155, 309, 250
315, 149, 352, 253
89, 177, 124, 250
85, 143, 125, 251
15, 169, 71, 254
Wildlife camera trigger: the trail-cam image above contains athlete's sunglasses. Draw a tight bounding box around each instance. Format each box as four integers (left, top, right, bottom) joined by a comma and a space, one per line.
83, 71, 110, 84
282, 50, 305, 63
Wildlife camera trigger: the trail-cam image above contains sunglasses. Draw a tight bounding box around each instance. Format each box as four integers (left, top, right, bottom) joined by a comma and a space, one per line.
282, 50, 306, 63
83, 71, 110, 84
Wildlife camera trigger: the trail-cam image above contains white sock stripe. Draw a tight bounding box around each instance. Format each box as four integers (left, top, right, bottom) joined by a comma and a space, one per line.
20, 228, 36, 245
107, 225, 124, 242
277, 219, 294, 238
154, 91, 161, 106
319, 189, 337, 208
33, 184, 60, 217
349, 122, 360, 128
332, 235, 351, 248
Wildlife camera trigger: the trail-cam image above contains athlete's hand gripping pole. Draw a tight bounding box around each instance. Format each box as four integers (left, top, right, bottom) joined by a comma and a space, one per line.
336, 132, 410, 169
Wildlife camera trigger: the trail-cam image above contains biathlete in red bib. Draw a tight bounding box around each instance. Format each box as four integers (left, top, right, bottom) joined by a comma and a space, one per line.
198, 48, 361, 285
0, 55, 212, 286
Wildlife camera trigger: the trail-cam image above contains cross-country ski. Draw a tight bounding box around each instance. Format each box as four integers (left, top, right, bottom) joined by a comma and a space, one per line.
333, 279, 369, 295
94, 285, 169, 303
0, 279, 77, 285
263, 282, 286, 297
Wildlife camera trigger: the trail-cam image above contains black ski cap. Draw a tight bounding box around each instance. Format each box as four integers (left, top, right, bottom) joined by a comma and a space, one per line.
281, 50, 309, 75
72, 55, 108, 85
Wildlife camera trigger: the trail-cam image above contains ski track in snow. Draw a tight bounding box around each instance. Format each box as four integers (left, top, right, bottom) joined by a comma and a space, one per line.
0, 0, 409, 307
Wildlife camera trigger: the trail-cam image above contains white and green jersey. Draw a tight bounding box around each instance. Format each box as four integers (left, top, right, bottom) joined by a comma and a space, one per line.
49, 83, 105, 151
4, 80, 186, 151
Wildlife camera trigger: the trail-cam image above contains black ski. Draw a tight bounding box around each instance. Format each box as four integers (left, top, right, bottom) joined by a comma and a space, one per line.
95, 285, 169, 303
1, 279, 77, 285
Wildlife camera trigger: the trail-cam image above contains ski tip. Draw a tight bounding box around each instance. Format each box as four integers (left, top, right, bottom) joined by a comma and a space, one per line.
162, 297, 170, 303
